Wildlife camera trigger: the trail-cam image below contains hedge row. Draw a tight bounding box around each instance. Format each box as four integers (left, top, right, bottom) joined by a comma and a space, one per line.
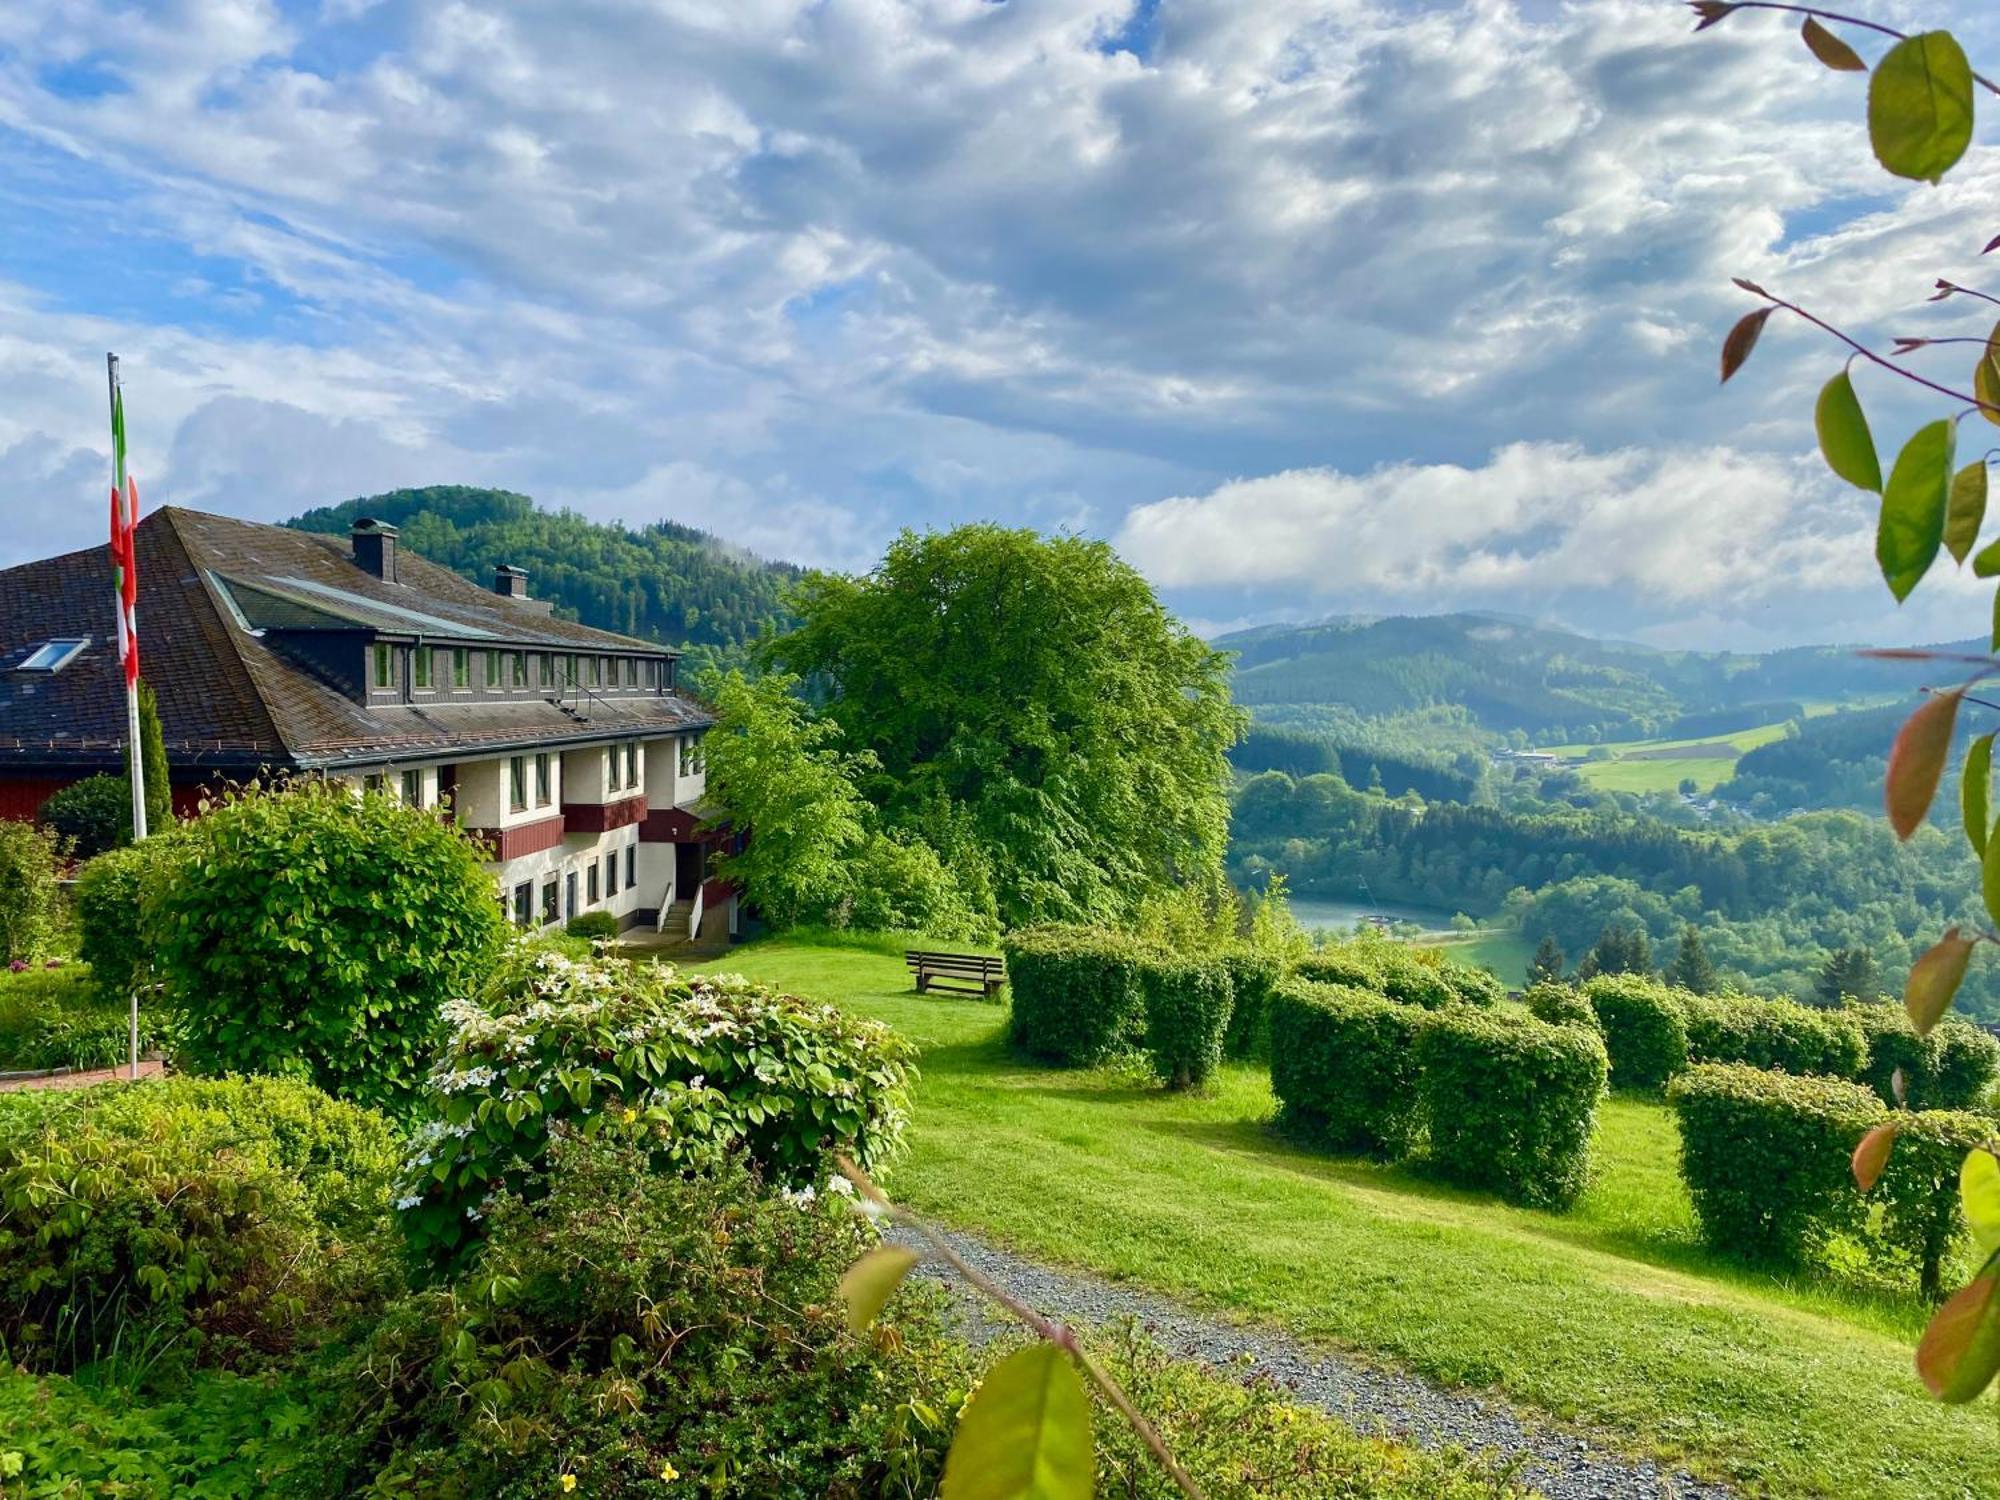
1270, 978, 1607, 1208
1291, 940, 1500, 1011
1669, 1063, 1992, 1288
1549, 974, 1999, 1106
1003, 926, 1243, 1088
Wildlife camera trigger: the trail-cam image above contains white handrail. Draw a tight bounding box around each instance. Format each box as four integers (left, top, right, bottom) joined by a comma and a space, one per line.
654, 874, 675, 932
688, 883, 705, 941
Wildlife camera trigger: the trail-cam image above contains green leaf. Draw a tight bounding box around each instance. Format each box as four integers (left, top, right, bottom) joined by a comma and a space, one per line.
1917, 1268, 2000, 1402
1878, 420, 1956, 601
1719, 306, 1773, 383
1815, 370, 1882, 492
1801, 16, 1866, 73
1852, 1122, 1898, 1192
941, 1343, 1095, 1500
1885, 688, 1962, 839
1947, 461, 1989, 562
1964, 1148, 2000, 1257
1907, 926, 1976, 1036
839, 1245, 919, 1334
1868, 32, 1975, 184
1964, 732, 1994, 857
1978, 325, 2000, 430
1978, 539, 2000, 579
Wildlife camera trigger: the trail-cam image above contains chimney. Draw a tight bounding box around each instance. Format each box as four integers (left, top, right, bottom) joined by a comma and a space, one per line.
351, 517, 398, 583
493, 564, 529, 599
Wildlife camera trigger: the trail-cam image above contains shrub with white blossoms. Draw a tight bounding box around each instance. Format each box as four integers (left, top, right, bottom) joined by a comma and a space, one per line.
398, 943, 917, 1267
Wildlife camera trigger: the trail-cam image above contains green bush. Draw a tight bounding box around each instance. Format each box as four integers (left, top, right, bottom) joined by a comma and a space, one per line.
1268, 977, 1428, 1158
1435, 956, 1505, 1008
1218, 946, 1283, 1059
1845, 1004, 1999, 1109
1580, 974, 1687, 1090
1003, 924, 1152, 1064
397, 946, 916, 1267
0, 1075, 397, 1369
0, 822, 62, 965
36, 775, 132, 858
1930, 1018, 2000, 1109
1873, 1110, 1993, 1299
1293, 938, 1456, 1009
1524, 980, 1598, 1031
1416, 1008, 1606, 1210
1138, 952, 1233, 1089
845, 829, 997, 942
564, 910, 620, 940
311, 1136, 969, 1497
150, 781, 507, 1113
1681, 992, 1867, 1079
1668, 1063, 1883, 1263
0, 965, 168, 1072
74, 836, 189, 1005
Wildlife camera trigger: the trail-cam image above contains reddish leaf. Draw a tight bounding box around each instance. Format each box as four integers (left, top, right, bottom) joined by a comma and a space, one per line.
1689, 1, 1739, 32
1986, 234, 2000, 255
1885, 689, 1963, 839
1853, 1122, 1898, 1192
1800, 17, 1866, 72
1720, 307, 1774, 383
1893, 337, 1932, 354
1730, 276, 1768, 297
1930, 281, 1958, 302
1905, 928, 1974, 1037
1917, 1271, 2000, 1403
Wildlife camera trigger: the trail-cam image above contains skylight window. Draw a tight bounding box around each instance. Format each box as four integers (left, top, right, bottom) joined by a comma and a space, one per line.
18, 638, 87, 672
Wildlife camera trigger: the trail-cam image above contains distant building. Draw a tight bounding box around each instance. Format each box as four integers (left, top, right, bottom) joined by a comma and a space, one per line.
0, 508, 731, 941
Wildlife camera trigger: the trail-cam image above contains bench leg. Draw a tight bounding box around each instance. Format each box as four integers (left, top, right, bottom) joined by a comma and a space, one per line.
915, 974, 928, 994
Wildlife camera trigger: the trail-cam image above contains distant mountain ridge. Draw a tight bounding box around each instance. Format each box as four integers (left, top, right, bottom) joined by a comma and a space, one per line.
1216, 611, 1971, 743
287, 486, 801, 662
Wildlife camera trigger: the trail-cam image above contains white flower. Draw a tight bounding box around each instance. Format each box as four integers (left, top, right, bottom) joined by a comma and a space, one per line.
394, 1194, 423, 1211
826, 1175, 856, 1199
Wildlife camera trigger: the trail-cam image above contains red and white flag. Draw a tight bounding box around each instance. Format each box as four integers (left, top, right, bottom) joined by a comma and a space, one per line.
108, 378, 139, 689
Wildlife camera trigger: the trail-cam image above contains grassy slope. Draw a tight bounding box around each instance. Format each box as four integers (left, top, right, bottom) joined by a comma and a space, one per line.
1547, 722, 1794, 795
694, 939, 1999, 1500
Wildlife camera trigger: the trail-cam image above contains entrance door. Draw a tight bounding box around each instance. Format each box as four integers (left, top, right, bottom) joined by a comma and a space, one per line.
435, 763, 457, 822
675, 840, 702, 898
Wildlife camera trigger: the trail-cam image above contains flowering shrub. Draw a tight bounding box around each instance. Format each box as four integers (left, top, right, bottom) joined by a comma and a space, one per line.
398, 946, 916, 1267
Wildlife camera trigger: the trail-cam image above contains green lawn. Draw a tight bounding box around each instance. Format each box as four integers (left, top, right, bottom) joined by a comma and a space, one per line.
694, 938, 1999, 1500
1546, 721, 1794, 795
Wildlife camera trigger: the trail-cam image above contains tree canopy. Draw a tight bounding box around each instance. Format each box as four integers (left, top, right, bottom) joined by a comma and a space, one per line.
764, 525, 1243, 927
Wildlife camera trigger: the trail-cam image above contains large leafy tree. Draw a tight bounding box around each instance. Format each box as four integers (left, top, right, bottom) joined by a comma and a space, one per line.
766, 526, 1244, 928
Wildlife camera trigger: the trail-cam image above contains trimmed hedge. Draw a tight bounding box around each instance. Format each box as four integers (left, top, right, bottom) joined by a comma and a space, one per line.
1681, 992, 1866, 1080
1669, 1063, 1882, 1263
1290, 940, 1466, 1011
1524, 981, 1598, 1031
1874, 1110, 1994, 1299
1003, 924, 1153, 1065
1219, 946, 1284, 1059
1269, 977, 1428, 1158
1416, 1008, 1607, 1209
1847, 1004, 2000, 1109
1436, 958, 1505, 1008
1140, 953, 1234, 1089
1580, 974, 1687, 1090
74, 836, 189, 1005
564, 910, 620, 940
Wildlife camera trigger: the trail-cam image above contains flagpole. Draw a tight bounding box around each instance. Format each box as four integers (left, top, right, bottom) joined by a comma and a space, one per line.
109, 353, 145, 1081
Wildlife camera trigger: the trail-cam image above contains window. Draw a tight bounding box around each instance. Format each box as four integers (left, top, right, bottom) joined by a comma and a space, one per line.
541, 879, 559, 924
563, 655, 577, 687
485, 650, 502, 688
624, 657, 637, 688
412, 646, 432, 689
363, 772, 386, 794
588, 655, 603, 689
18, 638, 87, 672
453, 648, 469, 689
508, 755, 527, 813
605, 852, 618, 897
539, 652, 555, 688
679, 734, 705, 777
624, 742, 639, 788
606, 747, 622, 794
373, 642, 392, 689
534, 752, 552, 807
565, 870, 578, 919
511, 651, 527, 688
401, 769, 424, 807
625, 843, 636, 889
587, 863, 600, 905
513, 881, 534, 928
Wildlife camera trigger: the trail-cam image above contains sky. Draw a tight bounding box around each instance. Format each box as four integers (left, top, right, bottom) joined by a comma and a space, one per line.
1, 0, 1998, 650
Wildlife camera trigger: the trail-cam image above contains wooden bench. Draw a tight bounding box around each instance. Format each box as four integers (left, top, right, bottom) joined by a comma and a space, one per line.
906, 949, 1007, 999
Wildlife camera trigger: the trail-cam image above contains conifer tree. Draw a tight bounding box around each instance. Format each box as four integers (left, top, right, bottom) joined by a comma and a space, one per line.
1666, 924, 1717, 995
1527, 933, 1566, 987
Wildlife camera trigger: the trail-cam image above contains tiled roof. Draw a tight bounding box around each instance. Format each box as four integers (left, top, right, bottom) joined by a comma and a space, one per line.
0, 506, 713, 774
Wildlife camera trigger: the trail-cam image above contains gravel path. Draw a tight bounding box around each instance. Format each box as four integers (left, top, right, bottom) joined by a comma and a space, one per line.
888, 1225, 1734, 1500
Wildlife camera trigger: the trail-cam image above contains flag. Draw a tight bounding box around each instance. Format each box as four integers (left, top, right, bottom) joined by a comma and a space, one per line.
108, 374, 139, 689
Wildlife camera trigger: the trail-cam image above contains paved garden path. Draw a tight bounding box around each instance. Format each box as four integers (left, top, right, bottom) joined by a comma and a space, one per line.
889, 1224, 1734, 1500
0, 1059, 163, 1091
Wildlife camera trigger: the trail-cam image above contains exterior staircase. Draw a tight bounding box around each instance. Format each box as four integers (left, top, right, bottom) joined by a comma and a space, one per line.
660, 897, 696, 936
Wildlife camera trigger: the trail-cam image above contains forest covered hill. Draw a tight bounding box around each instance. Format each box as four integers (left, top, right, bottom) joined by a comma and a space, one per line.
287, 486, 800, 665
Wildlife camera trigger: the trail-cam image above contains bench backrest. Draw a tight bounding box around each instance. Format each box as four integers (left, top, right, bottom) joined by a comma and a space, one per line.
906, 950, 1003, 973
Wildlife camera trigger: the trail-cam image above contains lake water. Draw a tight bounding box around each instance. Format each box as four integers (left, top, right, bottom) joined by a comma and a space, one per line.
1287, 895, 1460, 936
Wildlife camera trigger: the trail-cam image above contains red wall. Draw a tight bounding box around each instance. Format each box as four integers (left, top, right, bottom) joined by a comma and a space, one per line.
1, 774, 233, 824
